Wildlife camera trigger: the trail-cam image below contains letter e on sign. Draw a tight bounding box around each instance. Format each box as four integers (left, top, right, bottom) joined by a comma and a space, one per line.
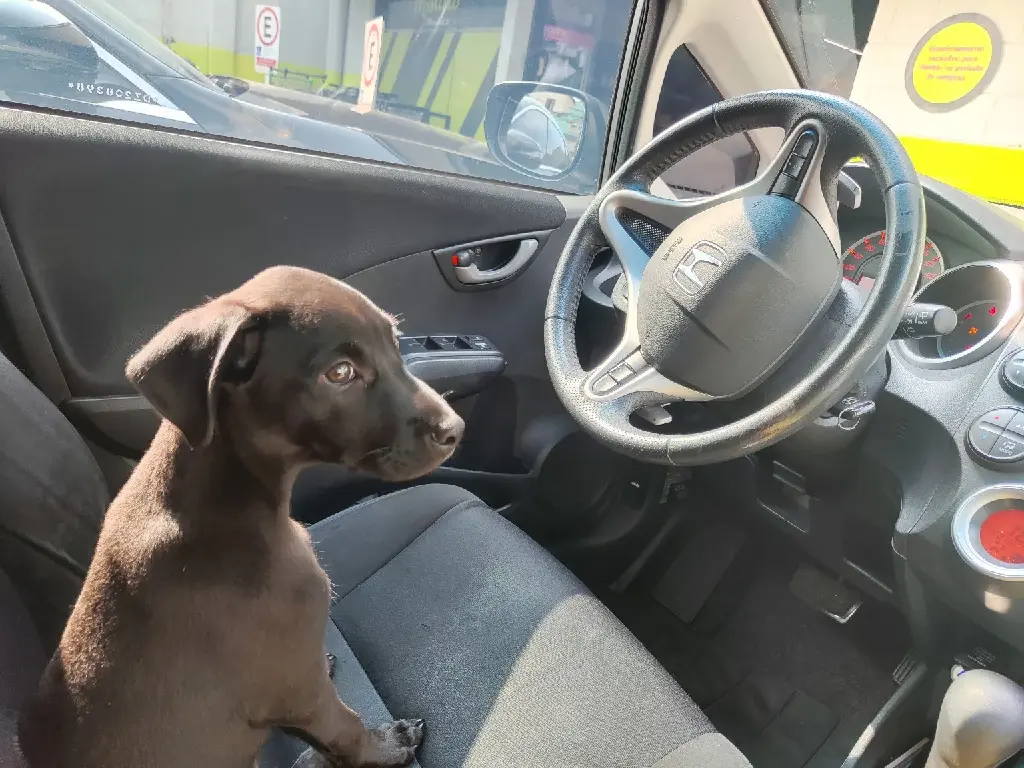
355, 16, 384, 113
254, 6, 281, 74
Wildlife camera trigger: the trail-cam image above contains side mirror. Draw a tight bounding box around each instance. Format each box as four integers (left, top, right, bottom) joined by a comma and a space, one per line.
0, 0, 99, 74
208, 75, 250, 98
484, 81, 598, 181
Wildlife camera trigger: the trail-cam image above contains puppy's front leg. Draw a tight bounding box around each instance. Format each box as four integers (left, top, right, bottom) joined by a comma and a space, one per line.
293, 674, 423, 768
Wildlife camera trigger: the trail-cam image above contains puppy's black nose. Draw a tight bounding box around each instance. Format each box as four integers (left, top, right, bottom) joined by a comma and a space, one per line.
430, 419, 463, 448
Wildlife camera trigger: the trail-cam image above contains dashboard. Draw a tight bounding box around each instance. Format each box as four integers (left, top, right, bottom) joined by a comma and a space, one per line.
817, 164, 1024, 679
580, 163, 1024, 681
838, 172, 1002, 290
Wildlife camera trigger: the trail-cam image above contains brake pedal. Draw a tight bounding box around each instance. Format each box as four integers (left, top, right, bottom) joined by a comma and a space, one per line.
789, 563, 863, 624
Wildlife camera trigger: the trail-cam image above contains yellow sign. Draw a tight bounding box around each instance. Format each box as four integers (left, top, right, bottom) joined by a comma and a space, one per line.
905, 14, 1001, 112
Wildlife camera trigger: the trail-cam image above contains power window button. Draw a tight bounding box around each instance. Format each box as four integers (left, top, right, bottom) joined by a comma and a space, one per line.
460, 335, 493, 351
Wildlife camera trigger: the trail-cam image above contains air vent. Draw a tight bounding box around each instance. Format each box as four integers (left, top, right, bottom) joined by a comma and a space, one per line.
617, 210, 671, 255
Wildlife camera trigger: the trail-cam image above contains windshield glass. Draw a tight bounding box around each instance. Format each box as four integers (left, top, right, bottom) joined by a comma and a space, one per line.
760, 0, 1023, 209
64, 0, 212, 86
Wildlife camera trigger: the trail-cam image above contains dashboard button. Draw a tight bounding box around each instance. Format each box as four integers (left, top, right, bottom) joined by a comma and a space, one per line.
968, 418, 1003, 457
592, 375, 617, 395
770, 172, 801, 198
1002, 351, 1024, 396
783, 154, 808, 178
986, 408, 1018, 429
793, 130, 818, 158
989, 431, 1024, 463
609, 363, 635, 384
1007, 410, 1024, 438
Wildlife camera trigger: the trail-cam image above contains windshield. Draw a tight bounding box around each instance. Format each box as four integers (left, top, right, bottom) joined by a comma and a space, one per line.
760, 0, 1023, 209
61, 0, 212, 86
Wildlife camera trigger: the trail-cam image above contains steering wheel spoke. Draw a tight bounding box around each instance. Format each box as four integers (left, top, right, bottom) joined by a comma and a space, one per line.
753, 118, 842, 254
582, 337, 713, 405
591, 192, 717, 409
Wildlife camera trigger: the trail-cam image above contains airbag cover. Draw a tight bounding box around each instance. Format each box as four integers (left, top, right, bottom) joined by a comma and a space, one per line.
637, 195, 840, 398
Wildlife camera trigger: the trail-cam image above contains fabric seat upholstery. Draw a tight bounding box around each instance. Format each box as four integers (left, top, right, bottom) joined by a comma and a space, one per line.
263, 485, 750, 768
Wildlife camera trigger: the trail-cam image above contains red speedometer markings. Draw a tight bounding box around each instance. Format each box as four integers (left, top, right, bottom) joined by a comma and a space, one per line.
841, 232, 942, 288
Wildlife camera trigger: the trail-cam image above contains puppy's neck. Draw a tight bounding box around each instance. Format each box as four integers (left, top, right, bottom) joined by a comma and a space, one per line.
139, 420, 298, 522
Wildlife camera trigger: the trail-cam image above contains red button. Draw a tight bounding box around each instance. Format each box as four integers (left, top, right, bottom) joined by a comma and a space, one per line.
979, 509, 1024, 564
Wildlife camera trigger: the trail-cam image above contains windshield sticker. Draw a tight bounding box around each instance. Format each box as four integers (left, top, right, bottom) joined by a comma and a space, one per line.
905, 13, 1002, 112
67, 83, 157, 104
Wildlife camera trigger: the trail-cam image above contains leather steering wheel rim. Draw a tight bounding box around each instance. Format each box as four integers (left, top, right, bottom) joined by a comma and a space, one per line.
544, 89, 926, 466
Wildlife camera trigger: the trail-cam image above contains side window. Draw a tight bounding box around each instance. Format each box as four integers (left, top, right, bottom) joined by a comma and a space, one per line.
654, 46, 760, 197
0, 0, 636, 194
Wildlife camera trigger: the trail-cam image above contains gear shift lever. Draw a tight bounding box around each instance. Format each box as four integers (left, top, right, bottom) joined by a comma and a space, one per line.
925, 670, 1024, 768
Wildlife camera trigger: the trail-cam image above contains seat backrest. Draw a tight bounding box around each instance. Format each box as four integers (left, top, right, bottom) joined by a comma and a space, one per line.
0, 350, 109, 649
0, 565, 45, 767
0, 350, 110, 764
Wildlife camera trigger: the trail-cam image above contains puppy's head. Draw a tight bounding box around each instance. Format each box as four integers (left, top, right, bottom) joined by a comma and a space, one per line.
126, 266, 463, 482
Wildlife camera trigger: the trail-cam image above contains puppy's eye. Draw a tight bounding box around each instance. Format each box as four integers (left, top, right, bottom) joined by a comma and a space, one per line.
324, 361, 357, 385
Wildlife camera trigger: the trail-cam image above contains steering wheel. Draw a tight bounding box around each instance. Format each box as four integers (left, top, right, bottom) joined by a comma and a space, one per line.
545, 90, 925, 466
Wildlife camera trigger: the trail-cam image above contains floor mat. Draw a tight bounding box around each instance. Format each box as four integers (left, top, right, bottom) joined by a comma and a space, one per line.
600, 517, 910, 768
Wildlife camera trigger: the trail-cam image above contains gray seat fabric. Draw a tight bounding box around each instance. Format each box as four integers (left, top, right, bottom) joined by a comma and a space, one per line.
264, 485, 750, 768
0, 341, 746, 767
0, 566, 46, 768
0, 352, 107, 651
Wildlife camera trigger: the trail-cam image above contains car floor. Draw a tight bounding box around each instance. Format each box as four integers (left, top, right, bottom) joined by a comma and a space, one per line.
593, 495, 912, 768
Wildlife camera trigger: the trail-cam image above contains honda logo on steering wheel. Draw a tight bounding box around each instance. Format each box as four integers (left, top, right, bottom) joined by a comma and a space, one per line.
673, 242, 724, 294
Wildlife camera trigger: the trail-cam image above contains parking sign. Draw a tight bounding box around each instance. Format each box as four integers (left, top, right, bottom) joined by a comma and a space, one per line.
254, 6, 281, 74
355, 17, 384, 113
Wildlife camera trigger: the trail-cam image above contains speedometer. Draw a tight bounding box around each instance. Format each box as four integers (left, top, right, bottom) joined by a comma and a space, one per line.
841, 230, 944, 290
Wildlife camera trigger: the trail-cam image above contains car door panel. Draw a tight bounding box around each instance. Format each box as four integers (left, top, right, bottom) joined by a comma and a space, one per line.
0, 108, 583, 479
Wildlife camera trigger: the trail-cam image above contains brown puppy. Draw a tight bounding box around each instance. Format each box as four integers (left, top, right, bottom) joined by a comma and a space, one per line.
19, 266, 464, 768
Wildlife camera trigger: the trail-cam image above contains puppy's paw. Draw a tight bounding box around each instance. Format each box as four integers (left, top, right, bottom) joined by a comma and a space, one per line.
363, 718, 424, 767
384, 718, 424, 750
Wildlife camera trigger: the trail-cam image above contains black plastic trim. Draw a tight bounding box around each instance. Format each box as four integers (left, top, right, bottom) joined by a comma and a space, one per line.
0, 205, 70, 403
0, 106, 565, 397
603, 0, 662, 181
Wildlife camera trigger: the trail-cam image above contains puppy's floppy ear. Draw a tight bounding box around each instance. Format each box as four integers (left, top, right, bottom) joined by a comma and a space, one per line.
126, 300, 262, 449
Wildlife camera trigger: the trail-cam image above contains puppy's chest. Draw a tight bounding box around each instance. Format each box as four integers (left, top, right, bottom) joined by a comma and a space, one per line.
270, 522, 332, 614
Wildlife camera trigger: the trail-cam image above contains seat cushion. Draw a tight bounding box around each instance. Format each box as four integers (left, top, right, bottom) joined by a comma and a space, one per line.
0, 566, 47, 768
276, 484, 749, 768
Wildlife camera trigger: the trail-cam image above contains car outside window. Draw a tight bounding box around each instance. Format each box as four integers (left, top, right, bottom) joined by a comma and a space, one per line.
0, 0, 636, 195
760, 0, 1024, 210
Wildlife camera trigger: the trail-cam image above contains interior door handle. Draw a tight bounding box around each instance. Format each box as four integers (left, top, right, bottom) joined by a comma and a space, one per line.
433, 230, 550, 292
453, 239, 539, 285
